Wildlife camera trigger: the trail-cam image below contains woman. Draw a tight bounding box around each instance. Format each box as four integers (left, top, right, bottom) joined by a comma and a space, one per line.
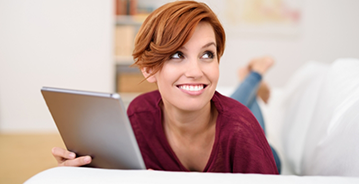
52, 1, 278, 174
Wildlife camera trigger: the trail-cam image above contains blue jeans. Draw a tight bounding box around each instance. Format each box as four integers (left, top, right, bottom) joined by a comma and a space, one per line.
230, 71, 281, 173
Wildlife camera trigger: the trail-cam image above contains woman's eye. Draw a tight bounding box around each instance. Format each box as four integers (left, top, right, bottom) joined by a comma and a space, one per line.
202, 51, 214, 59
170, 52, 184, 59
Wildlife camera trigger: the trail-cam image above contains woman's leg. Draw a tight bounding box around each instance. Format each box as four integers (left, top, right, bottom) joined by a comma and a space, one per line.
248, 100, 266, 134
230, 71, 266, 132
230, 71, 281, 173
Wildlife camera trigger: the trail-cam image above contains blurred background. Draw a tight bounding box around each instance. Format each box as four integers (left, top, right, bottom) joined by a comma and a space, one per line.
0, 0, 359, 182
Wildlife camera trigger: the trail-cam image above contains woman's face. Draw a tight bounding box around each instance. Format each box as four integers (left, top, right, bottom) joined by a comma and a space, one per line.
151, 21, 219, 112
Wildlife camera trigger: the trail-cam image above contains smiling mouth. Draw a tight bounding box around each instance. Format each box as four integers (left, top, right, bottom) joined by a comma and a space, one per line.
177, 84, 208, 91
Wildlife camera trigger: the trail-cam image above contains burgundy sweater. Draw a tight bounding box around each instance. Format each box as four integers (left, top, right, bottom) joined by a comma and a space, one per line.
127, 90, 278, 174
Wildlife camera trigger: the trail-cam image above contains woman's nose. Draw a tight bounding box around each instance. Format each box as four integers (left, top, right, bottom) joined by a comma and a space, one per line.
184, 58, 203, 79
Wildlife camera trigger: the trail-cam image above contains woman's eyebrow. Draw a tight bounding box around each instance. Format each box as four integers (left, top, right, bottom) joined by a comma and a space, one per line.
179, 42, 216, 51
202, 42, 216, 49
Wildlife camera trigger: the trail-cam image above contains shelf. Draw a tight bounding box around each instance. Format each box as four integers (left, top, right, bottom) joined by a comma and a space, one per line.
114, 12, 155, 94
115, 55, 134, 65
116, 15, 147, 26
116, 63, 139, 74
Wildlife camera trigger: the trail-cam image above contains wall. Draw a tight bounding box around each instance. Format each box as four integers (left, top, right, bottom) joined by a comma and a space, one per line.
135, 0, 359, 87
1, 0, 359, 132
205, 0, 359, 87
0, 0, 114, 132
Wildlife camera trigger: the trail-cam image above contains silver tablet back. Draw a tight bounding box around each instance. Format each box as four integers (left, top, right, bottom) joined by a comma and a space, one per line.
41, 87, 145, 169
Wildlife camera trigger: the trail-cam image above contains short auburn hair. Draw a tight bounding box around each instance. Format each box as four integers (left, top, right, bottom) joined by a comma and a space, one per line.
132, 0, 226, 75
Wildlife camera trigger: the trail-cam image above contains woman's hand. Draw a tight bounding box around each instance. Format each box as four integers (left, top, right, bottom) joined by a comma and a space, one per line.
51, 147, 92, 167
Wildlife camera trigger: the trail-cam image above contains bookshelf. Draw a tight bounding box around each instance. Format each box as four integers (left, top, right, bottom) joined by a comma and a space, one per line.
114, 0, 157, 93
116, 15, 143, 26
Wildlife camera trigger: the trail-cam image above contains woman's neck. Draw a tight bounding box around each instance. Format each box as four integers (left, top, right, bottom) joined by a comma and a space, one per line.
161, 100, 217, 139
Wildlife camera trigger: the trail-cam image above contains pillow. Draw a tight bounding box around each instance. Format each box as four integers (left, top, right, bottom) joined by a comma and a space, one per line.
301, 58, 359, 176
263, 61, 329, 175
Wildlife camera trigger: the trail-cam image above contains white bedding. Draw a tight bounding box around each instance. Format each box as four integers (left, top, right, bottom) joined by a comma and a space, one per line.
25, 167, 359, 184
262, 59, 359, 176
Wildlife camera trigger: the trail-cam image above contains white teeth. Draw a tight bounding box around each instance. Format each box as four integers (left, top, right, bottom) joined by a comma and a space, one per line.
179, 85, 204, 91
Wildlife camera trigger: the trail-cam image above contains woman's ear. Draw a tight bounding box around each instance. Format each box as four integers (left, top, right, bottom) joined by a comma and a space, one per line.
141, 67, 157, 83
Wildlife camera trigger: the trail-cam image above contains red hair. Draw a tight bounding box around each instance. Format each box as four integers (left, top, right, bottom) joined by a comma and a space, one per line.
132, 0, 226, 75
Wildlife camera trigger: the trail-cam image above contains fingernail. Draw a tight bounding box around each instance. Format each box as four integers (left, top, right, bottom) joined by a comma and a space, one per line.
69, 153, 76, 158
84, 156, 91, 164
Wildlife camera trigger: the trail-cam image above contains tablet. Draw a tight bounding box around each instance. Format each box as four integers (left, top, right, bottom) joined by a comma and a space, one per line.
41, 87, 146, 169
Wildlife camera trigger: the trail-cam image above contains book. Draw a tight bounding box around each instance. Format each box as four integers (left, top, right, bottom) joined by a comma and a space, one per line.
115, 0, 137, 15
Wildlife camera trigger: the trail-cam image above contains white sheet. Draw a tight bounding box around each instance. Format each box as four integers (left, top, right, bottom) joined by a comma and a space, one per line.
25, 167, 359, 184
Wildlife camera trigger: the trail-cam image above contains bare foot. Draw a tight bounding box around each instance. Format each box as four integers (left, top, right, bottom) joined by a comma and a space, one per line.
237, 56, 275, 104
237, 65, 271, 103
249, 56, 275, 75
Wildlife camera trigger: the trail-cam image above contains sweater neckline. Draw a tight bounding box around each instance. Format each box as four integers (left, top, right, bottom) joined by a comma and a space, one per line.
154, 91, 223, 172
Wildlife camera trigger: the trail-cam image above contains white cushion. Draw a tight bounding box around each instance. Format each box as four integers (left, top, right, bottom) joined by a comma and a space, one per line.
301, 58, 359, 176
264, 58, 359, 176
263, 61, 329, 175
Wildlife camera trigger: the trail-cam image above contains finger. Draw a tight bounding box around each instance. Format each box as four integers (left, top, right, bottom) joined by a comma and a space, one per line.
52, 147, 76, 159
52, 147, 76, 164
60, 156, 92, 167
